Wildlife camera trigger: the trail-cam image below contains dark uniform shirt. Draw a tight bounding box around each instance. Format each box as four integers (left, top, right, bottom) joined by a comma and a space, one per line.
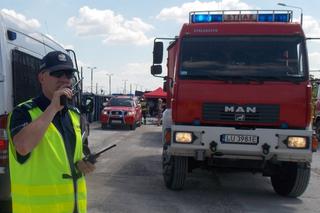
9, 94, 77, 164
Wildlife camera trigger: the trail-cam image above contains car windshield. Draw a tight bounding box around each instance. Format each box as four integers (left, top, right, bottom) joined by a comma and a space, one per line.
108, 98, 133, 107
179, 36, 307, 82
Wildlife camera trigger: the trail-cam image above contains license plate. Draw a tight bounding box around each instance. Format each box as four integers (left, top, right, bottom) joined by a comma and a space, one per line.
221, 134, 259, 144
111, 120, 122, 124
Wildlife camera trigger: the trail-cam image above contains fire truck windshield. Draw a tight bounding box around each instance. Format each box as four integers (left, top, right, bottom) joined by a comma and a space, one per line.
179, 36, 307, 82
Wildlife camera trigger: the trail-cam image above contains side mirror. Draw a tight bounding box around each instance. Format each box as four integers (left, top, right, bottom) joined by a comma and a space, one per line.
82, 97, 94, 113
153, 41, 163, 64
151, 65, 162, 75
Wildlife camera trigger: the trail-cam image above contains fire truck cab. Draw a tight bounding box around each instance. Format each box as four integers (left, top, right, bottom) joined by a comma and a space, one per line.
152, 10, 317, 197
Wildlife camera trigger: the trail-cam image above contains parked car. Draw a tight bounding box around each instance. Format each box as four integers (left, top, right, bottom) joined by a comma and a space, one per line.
100, 96, 142, 130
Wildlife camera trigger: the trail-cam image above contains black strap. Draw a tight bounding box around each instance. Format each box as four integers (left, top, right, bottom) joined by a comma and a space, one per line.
62, 173, 83, 180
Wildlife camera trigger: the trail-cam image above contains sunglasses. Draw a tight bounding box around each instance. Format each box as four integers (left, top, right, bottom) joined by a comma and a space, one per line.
49, 70, 74, 79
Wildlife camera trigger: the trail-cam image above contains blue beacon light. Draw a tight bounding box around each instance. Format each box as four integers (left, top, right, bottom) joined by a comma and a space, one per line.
191, 13, 289, 23
192, 14, 222, 23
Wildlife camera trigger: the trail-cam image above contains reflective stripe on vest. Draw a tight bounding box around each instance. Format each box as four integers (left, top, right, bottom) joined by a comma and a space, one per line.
7, 102, 87, 213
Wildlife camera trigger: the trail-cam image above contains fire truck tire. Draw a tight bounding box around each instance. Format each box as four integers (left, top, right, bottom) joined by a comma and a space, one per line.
271, 162, 310, 197
163, 155, 188, 190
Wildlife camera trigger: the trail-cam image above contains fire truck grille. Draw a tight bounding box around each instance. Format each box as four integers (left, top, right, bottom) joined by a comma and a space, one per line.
203, 103, 280, 123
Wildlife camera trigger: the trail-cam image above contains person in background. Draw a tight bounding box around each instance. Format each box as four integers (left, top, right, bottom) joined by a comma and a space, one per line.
140, 98, 148, 125
7, 51, 95, 213
157, 98, 164, 126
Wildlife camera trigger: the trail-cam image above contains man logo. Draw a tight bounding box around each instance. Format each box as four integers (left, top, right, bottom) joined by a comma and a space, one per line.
235, 114, 245, 121
225, 106, 256, 113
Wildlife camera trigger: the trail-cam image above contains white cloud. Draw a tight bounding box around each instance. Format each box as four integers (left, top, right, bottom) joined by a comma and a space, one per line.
67, 6, 154, 45
1, 9, 41, 30
156, 0, 252, 23
303, 15, 320, 38
309, 52, 320, 70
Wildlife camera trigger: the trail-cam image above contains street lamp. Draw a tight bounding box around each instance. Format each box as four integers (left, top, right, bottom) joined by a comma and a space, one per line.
122, 80, 128, 94
87, 66, 97, 93
277, 3, 303, 26
106, 73, 113, 95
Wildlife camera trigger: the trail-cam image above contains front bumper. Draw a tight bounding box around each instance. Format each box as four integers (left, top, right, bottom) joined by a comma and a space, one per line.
100, 114, 135, 126
166, 125, 313, 163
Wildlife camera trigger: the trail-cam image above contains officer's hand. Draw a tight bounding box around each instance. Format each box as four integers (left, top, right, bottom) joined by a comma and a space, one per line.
76, 160, 96, 174
51, 87, 73, 112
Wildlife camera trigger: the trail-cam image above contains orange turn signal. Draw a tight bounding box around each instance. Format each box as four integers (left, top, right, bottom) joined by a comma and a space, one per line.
312, 134, 318, 152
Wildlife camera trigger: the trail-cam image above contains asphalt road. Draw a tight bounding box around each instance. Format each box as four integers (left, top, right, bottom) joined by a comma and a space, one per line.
87, 122, 320, 213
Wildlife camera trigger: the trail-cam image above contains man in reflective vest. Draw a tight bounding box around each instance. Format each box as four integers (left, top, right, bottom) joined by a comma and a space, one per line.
7, 51, 95, 213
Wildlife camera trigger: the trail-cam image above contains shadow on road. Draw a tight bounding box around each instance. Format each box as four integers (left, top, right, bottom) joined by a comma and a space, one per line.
89, 154, 302, 213
137, 131, 162, 148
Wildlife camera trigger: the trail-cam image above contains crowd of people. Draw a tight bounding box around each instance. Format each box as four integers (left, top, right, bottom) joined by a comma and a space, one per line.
139, 98, 166, 125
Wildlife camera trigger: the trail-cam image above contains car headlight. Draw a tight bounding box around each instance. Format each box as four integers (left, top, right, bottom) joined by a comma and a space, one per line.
175, 132, 193, 143
127, 111, 135, 116
287, 136, 307, 148
102, 111, 108, 115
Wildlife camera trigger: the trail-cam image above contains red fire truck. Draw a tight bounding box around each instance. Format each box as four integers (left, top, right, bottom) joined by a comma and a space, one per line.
151, 10, 318, 197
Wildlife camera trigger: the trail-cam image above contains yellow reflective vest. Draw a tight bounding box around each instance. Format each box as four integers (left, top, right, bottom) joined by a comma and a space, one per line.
7, 101, 87, 213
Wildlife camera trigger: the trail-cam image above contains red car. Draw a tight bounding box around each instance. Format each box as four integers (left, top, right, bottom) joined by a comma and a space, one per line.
100, 96, 142, 130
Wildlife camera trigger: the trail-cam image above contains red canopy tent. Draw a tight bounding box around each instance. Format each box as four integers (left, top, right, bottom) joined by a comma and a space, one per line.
144, 87, 167, 99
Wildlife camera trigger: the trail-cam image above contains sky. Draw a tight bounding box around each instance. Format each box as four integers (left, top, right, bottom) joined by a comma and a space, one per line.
1, 0, 320, 94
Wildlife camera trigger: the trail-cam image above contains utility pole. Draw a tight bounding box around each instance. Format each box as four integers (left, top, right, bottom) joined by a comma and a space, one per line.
87, 66, 97, 93
123, 80, 128, 94
130, 83, 132, 95
106, 73, 113, 95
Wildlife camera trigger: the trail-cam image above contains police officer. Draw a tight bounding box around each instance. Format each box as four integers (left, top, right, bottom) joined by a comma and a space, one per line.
7, 51, 95, 213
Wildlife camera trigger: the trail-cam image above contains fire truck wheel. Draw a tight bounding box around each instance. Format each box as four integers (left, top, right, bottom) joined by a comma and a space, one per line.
271, 162, 310, 197
162, 153, 188, 190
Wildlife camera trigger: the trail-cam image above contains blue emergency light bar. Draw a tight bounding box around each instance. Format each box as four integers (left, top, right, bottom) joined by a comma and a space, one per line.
192, 14, 223, 23
190, 10, 292, 23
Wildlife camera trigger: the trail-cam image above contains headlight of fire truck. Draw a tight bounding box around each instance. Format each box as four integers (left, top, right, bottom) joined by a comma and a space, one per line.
286, 136, 307, 149
102, 110, 109, 115
174, 132, 193, 143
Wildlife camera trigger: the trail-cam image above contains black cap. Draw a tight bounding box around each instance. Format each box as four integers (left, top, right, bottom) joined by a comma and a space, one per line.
39, 51, 77, 73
